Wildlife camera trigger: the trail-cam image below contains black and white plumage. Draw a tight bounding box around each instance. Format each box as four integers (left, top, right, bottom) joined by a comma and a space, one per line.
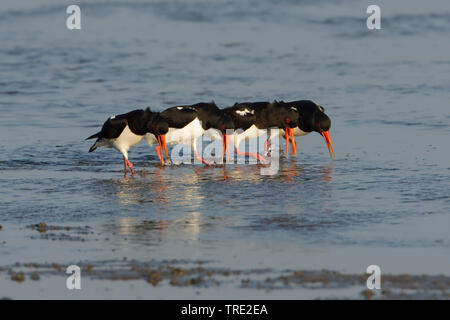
282, 100, 334, 158
155, 102, 235, 165
86, 108, 168, 174
223, 101, 299, 161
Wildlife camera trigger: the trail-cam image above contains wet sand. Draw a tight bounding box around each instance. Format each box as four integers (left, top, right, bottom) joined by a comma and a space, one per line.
1, 222, 450, 299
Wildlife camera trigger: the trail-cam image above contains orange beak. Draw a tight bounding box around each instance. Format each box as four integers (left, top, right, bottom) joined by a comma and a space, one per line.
289, 128, 297, 157
285, 128, 290, 158
321, 130, 335, 159
161, 135, 169, 159
285, 128, 297, 158
222, 134, 230, 162
156, 135, 165, 165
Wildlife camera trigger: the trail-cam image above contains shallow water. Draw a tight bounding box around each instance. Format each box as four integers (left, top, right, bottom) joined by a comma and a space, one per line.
1, 0, 450, 299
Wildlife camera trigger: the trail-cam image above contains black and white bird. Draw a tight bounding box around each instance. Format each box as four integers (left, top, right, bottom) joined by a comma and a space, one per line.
282, 100, 335, 158
223, 101, 299, 161
152, 102, 235, 165
86, 108, 168, 174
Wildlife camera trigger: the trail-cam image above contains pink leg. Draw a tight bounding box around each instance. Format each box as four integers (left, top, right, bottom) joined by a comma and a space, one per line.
123, 156, 128, 173
264, 137, 271, 152
234, 146, 266, 162
155, 145, 164, 165
126, 159, 135, 175
193, 148, 212, 166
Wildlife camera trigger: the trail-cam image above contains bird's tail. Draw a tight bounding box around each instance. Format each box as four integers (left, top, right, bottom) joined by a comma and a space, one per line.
86, 132, 100, 140
89, 142, 98, 152
86, 132, 101, 152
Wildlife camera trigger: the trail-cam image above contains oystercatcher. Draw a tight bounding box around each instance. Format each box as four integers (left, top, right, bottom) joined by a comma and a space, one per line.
86, 108, 168, 174
283, 100, 335, 158
156, 102, 234, 165
223, 101, 299, 161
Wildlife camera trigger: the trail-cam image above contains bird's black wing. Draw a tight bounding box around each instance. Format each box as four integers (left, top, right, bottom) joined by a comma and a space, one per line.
125, 109, 151, 136
85, 116, 127, 141
160, 105, 199, 128
223, 103, 260, 131
287, 100, 320, 113
99, 116, 128, 139
98, 109, 148, 139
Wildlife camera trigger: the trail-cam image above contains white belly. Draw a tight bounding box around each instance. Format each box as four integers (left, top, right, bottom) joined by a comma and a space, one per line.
112, 125, 144, 152
165, 118, 205, 144
204, 128, 222, 141
144, 133, 158, 146
292, 127, 310, 137
234, 124, 267, 146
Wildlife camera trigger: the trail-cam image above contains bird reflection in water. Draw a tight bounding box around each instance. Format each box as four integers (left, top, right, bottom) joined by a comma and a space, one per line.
112, 166, 209, 243
111, 211, 203, 244
280, 159, 299, 182
193, 165, 231, 181
281, 160, 334, 183
320, 163, 334, 182
153, 166, 168, 204
109, 158, 333, 245
115, 177, 145, 205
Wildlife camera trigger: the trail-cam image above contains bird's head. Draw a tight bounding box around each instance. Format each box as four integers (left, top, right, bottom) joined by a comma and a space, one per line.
147, 112, 169, 136
291, 100, 334, 158
291, 101, 329, 132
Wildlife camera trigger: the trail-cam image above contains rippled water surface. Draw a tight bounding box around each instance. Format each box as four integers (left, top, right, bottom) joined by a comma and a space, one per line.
1, 0, 450, 298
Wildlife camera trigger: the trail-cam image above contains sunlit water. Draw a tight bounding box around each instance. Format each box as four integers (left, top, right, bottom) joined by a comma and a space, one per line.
1, 0, 450, 298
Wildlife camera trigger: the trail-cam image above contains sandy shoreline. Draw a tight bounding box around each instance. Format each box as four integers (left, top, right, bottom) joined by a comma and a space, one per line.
1, 222, 449, 299
2, 258, 449, 300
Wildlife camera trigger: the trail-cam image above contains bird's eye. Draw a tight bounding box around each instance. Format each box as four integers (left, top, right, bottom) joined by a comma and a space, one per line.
285, 117, 291, 124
